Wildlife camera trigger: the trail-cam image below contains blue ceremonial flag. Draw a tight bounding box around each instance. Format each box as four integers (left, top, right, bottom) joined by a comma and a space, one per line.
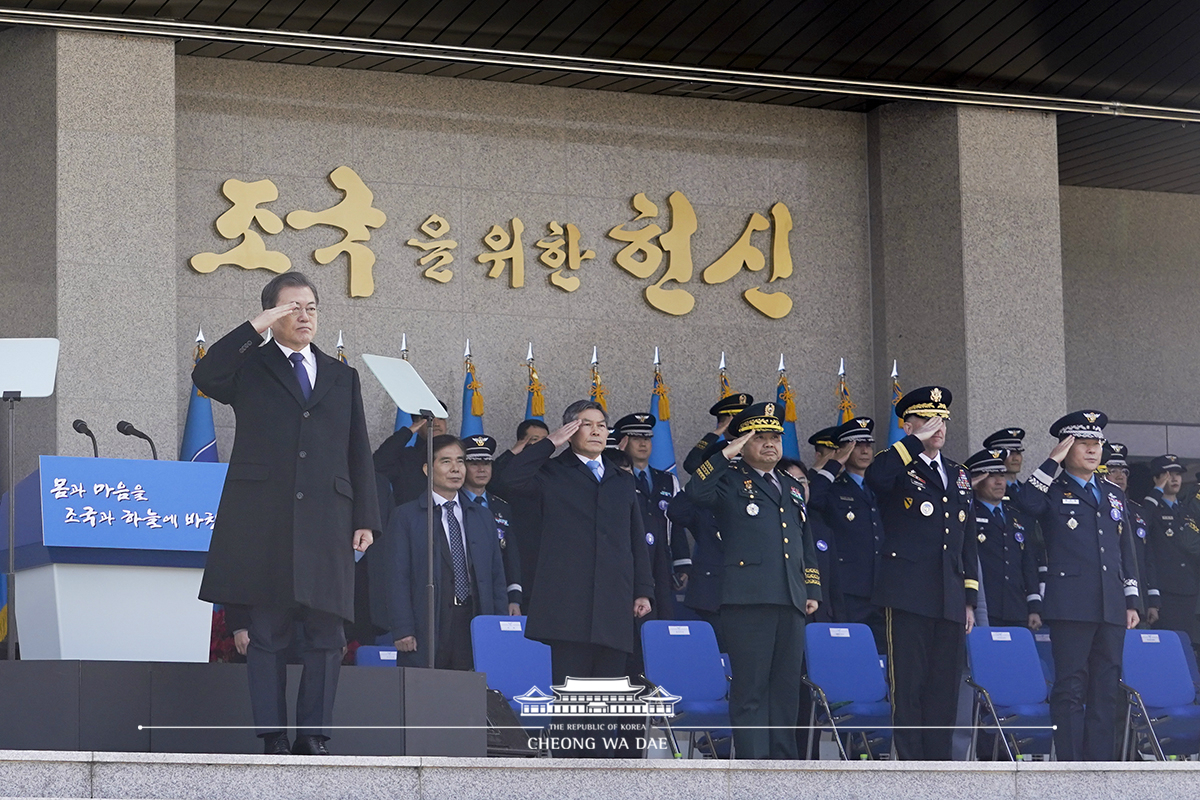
776, 354, 801, 461
524, 343, 545, 421
179, 328, 218, 462
461, 340, 485, 438
648, 349, 676, 474
393, 334, 416, 441
888, 360, 905, 446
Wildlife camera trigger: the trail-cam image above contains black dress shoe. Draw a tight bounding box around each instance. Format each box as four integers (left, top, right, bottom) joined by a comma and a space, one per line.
291, 735, 330, 755
261, 732, 291, 755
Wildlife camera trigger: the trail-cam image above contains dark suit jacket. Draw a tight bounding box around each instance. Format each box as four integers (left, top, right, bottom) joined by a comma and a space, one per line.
669, 492, 723, 614
491, 449, 545, 600
497, 439, 654, 653
865, 434, 978, 624
193, 321, 380, 621
373, 426, 429, 506
384, 490, 508, 666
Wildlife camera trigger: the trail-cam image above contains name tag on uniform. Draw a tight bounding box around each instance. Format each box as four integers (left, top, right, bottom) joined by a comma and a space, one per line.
1061, 498, 1079, 505
976, 518, 990, 524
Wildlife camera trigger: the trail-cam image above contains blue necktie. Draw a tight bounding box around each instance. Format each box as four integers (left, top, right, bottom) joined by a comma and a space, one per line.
991, 504, 1005, 526
587, 460, 602, 482
444, 500, 470, 602
288, 352, 311, 400
637, 469, 651, 498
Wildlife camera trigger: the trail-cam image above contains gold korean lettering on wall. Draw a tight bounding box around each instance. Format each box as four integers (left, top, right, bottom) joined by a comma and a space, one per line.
190, 170, 796, 317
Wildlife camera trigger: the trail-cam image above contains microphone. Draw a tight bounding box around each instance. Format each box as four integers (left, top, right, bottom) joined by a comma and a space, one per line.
117, 420, 158, 461
72, 419, 99, 458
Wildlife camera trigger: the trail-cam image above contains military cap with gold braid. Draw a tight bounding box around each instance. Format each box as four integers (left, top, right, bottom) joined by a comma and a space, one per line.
730, 401, 785, 436
462, 434, 498, 461
807, 426, 840, 449
709, 393, 754, 417
895, 385, 952, 419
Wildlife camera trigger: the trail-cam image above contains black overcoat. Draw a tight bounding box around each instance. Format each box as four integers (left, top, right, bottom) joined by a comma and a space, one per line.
193, 321, 380, 621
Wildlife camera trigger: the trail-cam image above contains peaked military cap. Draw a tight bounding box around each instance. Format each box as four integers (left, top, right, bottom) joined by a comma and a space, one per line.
605, 429, 620, 451
834, 417, 875, 444
1150, 454, 1186, 475
895, 385, 952, 419
731, 401, 785, 436
1049, 410, 1107, 440
613, 412, 656, 439
1101, 442, 1129, 469
807, 426, 840, 449
983, 428, 1026, 452
462, 434, 498, 461
965, 448, 1009, 475
710, 393, 754, 417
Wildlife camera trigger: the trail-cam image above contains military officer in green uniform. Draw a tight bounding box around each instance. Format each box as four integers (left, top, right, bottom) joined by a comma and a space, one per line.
687, 401, 822, 760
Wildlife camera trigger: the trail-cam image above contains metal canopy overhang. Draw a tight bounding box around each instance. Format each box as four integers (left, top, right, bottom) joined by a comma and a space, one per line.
1, 1, 1199, 194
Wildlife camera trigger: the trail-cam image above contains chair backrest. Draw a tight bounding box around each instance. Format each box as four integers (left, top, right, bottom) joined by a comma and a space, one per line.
1123, 629, 1197, 708
641, 620, 728, 702
470, 615, 552, 700
355, 645, 399, 667
1174, 631, 1200, 689
804, 623, 888, 704
966, 627, 1048, 705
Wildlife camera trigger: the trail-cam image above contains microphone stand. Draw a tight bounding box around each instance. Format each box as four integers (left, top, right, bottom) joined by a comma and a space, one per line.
5, 391, 19, 661
420, 410, 437, 670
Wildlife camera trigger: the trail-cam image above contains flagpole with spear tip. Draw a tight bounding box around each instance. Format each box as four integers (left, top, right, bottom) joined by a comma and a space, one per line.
525, 342, 545, 420
336, 330, 347, 363
836, 357, 857, 425
777, 353, 801, 459
589, 346, 608, 412
719, 352, 733, 399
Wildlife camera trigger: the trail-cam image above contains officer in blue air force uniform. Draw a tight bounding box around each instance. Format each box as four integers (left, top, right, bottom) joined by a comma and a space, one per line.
808, 416, 886, 651
460, 435, 523, 615
687, 401, 822, 760
964, 448, 1042, 629
1099, 443, 1160, 625
1014, 411, 1140, 762
865, 385, 978, 761
1144, 454, 1200, 644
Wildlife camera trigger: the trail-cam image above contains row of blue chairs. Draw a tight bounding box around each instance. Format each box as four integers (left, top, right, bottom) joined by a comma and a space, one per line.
354, 617, 1200, 760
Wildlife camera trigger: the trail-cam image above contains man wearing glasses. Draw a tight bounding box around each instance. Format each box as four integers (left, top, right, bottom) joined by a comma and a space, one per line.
492, 399, 653, 757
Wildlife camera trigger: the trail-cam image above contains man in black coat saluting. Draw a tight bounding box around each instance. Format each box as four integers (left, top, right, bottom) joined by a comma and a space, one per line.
194, 272, 380, 756
493, 400, 653, 755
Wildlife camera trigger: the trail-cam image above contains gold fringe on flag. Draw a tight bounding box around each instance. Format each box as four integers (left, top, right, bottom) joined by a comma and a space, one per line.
719, 370, 732, 399
778, 373, 797, 422
837, 375, 858, 424
590, 365, 608, 412
466, 359, 485, 416
528, 363, 545, 417
653, 369, 671, 420
194, 342, 209, 399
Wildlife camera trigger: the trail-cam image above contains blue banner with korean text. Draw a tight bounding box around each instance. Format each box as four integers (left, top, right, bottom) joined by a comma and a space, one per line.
38, 456, 227, 552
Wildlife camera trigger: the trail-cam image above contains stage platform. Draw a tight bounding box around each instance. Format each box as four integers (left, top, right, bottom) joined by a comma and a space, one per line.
1, 751, 1198, 800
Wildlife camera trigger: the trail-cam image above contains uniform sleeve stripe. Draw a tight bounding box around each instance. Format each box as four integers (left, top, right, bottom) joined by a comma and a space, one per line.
507, 583, 522, 593
964, 579, 980, 591
893, 441, 912, 466
1148, 589, 1161, 596
1031, 469, 1055, 491
817, 469, 837, 483
1124, 585, 1139, 597
1026, 594, 1042, 602
673, 559, 692, 567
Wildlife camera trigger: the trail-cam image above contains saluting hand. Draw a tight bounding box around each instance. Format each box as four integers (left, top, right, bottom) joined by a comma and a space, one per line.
832, 441, 855, 465
249, 300, 301, 335
1154, 472, 1171, 491
1048, 435, 1075, 465
721, 431, 753, 460
714, 415, 732, 436
970, 471, 989, 489
548, 419, 582, 448
913, 416, 944, 443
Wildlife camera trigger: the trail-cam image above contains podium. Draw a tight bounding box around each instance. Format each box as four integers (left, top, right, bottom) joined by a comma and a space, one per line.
0, 456, 226, 662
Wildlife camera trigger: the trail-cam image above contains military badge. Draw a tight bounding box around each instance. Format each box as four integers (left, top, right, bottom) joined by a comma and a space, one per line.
978, 533, 986, 543
645, 532, 655, 545
904, 497, 913, 509
1015, 531, 1025, 544
816, 539, 828, 552
791, 486, 803, 503
957, 471, 971, 491
1067, 517, 1078, 530
959, 510, 966, 522
846, 511, 855, 522
1166, 528, 1175, 537
920, 501, 934, 517
1137, 527, 1147, 539
659, 499, 670, 512
744, 480, 754, 493
746, 503, 759, 517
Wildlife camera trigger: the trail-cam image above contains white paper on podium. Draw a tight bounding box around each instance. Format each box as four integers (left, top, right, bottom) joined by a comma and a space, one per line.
361, 354, 448, 418
0, 338, 60, 397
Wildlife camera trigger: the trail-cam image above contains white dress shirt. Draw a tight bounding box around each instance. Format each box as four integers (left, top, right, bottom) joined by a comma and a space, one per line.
919, 452, 946, 487
276, 340, 316, 387
576, 452, 605, 480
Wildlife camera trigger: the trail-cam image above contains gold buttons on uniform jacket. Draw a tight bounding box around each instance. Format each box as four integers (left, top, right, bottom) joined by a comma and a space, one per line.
782, 522, 788, 528
783, 538, 789, 544
739, 561, 745, 566
785, 553, 790, 559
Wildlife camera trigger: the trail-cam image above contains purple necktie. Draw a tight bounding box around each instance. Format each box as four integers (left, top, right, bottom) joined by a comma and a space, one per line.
288, 352, 311, 400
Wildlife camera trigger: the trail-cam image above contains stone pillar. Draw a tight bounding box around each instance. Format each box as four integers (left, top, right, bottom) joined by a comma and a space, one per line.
868, 103, 1067, 461
0, 28, 177, 480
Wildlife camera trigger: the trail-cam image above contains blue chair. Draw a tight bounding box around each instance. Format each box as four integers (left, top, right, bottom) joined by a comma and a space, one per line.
355, 644, 399, 666
470, 615, 552, 730
1173, 631, 1200, 695
641, 620, 732, 758
965, 627, 1053, 760
1121, 629, 1200, 760
804, 623, 891, 760
1033, 627, 1054, 685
